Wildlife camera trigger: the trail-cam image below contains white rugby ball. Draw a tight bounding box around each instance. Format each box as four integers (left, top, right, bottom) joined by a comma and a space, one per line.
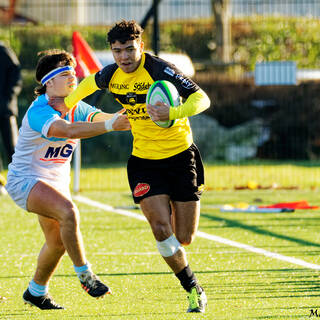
146, 80, 181, 128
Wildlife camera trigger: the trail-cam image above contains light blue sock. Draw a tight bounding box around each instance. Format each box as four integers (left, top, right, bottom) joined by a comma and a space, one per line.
28, 279, 48, 297
74, 262, 91, 280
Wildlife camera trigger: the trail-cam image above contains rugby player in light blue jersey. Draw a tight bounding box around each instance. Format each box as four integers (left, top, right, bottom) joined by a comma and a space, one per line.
5, 49, 130, 310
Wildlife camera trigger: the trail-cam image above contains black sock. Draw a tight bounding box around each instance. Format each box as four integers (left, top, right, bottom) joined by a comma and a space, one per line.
175, 265, 198, 292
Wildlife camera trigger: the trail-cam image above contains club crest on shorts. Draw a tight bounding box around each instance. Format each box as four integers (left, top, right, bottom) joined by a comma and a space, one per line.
133, 183, 150, 197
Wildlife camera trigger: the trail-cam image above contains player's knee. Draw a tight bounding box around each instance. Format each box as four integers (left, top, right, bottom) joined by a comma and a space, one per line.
152, 221, 171, 239
61, 201, 79, 227
178, 237, 192, 246
176, 233, 196, 246
156, 234, 185, 257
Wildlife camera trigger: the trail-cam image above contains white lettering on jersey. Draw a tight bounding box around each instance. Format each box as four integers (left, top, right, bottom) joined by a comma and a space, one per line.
164, 67, 175, 77
175, 74, 195, 89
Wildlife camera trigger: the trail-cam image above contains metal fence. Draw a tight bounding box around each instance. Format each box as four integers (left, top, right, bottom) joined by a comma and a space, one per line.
2, 0, 320, 164
2, 0, 320, 25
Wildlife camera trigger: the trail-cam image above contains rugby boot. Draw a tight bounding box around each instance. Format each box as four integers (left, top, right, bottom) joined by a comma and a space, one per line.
23, 289, 64, 310
79, 271, 111, 298
187, 286, 207, 313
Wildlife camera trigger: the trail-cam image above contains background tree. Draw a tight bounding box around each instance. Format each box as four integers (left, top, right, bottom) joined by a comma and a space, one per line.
0, 0, 17, 24
211, 0, 232, 63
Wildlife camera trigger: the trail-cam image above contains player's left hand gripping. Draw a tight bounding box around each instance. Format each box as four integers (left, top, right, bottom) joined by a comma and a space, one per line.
147, 102, 170, 121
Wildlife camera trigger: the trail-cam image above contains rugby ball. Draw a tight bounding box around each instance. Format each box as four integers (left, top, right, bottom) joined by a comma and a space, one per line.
146, 80, 181, 128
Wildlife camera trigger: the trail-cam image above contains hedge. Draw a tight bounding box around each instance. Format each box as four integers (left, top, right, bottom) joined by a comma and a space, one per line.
1, 16, 320, 70
2, 16, 320, 162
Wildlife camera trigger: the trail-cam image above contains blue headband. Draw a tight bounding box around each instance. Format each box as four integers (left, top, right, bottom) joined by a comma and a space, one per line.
41, 66, 74, 85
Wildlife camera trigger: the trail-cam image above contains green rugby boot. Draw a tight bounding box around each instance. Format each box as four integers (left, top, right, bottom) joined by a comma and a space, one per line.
187, 286, 207, 313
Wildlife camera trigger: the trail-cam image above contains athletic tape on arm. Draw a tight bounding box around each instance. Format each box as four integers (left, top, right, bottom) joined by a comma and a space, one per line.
65, 74, 99, 109
169, 89, 210, 120
104, 113, 120, 132
156, 234, 184, 257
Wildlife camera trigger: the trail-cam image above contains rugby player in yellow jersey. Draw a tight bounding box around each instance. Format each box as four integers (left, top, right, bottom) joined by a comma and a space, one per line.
49, 20, 210, 313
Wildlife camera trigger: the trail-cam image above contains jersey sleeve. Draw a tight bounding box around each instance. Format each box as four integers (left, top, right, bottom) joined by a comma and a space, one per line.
28, 102, 61, 138
169, 89, 210, 120
144, 53, 200, 99
75, 101, 102, 122
64, 74, 99, 109
95, 63, 118, 90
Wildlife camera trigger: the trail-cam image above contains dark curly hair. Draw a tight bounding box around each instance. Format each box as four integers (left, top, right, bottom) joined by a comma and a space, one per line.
34, 49, 76, 96
107, 20, 144, 45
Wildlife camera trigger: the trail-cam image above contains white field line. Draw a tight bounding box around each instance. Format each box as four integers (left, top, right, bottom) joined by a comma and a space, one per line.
74, 195, 320, 271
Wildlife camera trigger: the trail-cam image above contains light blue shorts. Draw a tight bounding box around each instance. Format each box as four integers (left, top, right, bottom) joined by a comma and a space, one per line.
5, 174, 39, 211
5, 173, 71, 211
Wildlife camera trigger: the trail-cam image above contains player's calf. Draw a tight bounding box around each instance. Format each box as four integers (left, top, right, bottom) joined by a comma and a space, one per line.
156, 234, 207, 313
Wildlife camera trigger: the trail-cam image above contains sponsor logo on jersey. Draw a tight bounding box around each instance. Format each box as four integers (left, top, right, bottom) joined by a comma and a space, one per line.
164, 67, 175, 77
126, 92, 138, 106
176, 74, 195, 89
110, 83, 129, 90
130, 115, 150, 121
133, 183, 150, 197
44, 144, 73, 159
134, 82, 151, 91
126, 106, 147, 116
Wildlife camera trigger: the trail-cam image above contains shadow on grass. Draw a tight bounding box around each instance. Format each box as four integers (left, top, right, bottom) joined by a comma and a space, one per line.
0, 268, 318, 280
249, 316, 307, 319
66, 312, 182, 318
201, 212, 320, 249
2, 269, 319, 319
0, 312, 31, 317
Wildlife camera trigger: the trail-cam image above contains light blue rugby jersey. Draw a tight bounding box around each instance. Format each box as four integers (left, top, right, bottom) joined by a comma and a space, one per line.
8, 94, 101, 187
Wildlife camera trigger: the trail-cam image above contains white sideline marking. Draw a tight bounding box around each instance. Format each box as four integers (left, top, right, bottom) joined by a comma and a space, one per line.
74, 195, 146, 221
196, 231, 320, 270
74, 195, 320, 271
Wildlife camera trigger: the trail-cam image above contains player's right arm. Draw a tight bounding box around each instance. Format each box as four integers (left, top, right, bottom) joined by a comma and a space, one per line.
54, 64, 118, 110
48, 118, 109, 139
47, 111, 130, 139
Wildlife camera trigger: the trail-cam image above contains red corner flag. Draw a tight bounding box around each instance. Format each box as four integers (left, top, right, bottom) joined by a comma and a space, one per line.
72, 31, 103, 79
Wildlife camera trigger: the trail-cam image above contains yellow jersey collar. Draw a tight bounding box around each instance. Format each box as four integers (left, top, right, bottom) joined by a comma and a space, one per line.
135, 52, 145, 74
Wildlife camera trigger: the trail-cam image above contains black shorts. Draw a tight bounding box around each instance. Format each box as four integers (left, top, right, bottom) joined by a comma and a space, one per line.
127, 143, 205, 204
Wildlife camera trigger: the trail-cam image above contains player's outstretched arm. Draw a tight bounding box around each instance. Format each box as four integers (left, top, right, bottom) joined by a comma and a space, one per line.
65, 74, 99, 109
91, 108, 126, 121
48, 74, 99, 112
91, 109, 131, 131
47, 112, 130, 139
110, 113, 131, 131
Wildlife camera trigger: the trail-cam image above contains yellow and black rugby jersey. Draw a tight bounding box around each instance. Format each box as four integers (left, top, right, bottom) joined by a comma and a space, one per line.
95, 52, 200, 160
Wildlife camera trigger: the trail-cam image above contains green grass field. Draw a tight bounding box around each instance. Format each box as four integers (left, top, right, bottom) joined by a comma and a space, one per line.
1, 163, 320, 319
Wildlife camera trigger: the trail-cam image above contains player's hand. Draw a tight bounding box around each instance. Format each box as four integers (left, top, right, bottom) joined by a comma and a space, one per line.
147, 101, 170, 121
111, 109, 131, 131
48, 97, 69, 118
